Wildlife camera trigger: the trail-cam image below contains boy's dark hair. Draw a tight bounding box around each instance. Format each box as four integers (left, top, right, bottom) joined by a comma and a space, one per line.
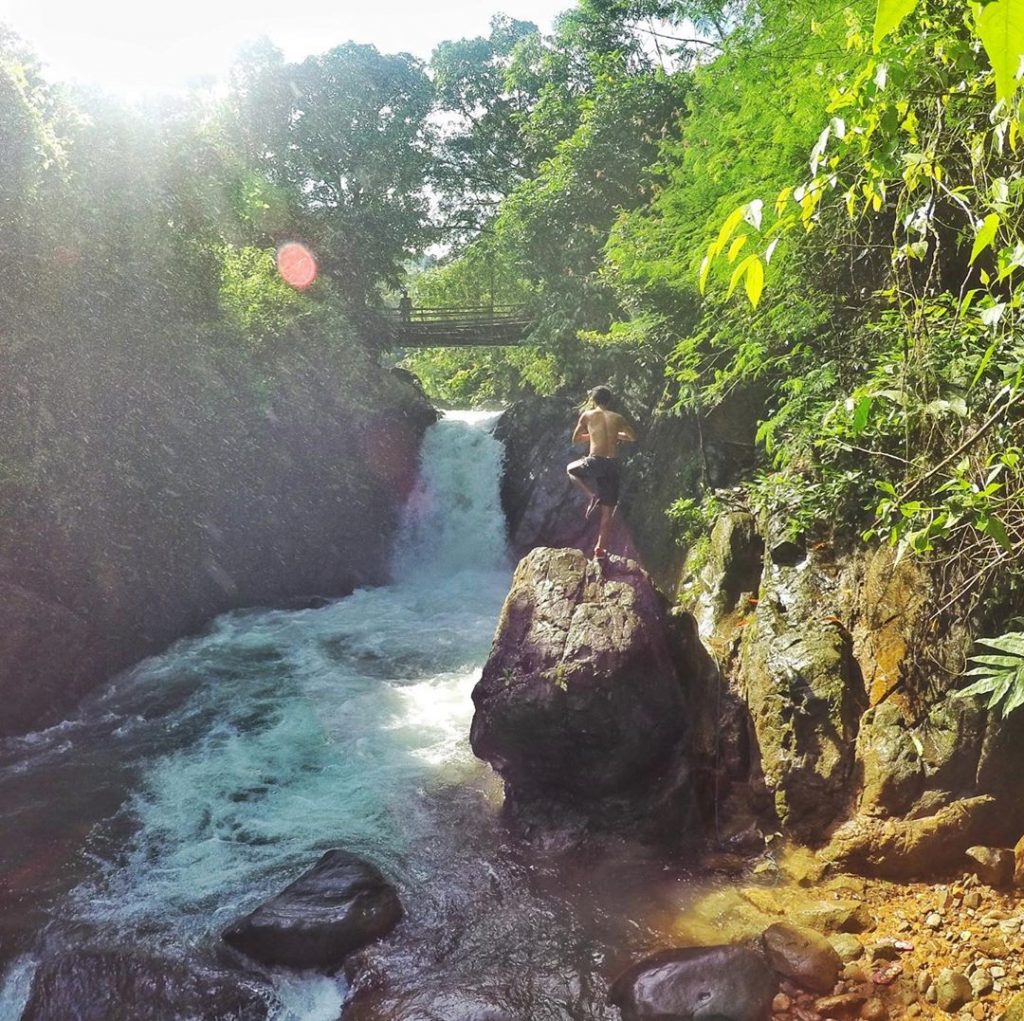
589, 385, 613, 408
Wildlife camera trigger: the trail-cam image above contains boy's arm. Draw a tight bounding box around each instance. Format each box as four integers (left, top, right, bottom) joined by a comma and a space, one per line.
617, 415, 637, 442
571, 412, 590, 444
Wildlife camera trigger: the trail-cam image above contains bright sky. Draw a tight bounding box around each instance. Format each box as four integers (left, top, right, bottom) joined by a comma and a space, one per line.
0, 0, 572, 97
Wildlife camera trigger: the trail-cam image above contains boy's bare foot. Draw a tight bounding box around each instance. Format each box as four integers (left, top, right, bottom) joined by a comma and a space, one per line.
585, 496, 600, 520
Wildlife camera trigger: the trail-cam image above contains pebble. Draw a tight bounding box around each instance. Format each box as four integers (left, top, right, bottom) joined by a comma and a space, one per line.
773, 993, 793, 1012
861, 997, 889, 1020
965, 891, 983, 909
926, 913, 943, 929
936, 969, 974, 1012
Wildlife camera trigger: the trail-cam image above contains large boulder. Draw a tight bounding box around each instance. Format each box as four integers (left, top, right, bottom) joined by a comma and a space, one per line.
20, 949, 268, 1021
222, 850, 402, 970
608, 945, 777, 1021
470, 547, 688, 813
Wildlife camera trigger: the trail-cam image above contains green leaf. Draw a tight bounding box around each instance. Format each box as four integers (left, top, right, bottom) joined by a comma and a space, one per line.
970, 213, 1001, 264
727, 234, 749, 263
727, 254, 758, 300
698, 254, 712, 294
975, 0, 1024, 104
852, 395, 873, 434
874, 0, 920, 48
744, 256, 765, 307
971, 336, 1001, 388
710, 205, 747, 261
978, 512, 1013, 550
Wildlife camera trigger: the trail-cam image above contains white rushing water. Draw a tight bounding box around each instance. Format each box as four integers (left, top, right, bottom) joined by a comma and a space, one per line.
0, 410, 514, 1020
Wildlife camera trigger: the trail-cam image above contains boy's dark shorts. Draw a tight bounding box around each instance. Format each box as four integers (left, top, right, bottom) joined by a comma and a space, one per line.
567, 455, 620, 506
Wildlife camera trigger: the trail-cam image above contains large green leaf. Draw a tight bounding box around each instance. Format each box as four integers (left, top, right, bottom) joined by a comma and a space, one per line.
975, 0, 1024, 104
958, 630, 1024, 717
970, 212, 1001, 265
874, 0, 920, 48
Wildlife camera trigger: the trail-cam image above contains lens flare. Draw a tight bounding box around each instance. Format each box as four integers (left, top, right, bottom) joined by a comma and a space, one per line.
276, 242, 318, 290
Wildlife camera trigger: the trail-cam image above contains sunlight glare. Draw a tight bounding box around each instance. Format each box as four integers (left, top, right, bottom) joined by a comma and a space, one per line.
276, 242, 318, 290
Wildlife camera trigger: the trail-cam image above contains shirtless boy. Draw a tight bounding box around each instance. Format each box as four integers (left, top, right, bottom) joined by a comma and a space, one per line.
567, 386, 636, 558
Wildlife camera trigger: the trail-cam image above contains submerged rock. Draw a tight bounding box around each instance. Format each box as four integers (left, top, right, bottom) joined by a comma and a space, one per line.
761, 921, 841, 994
21, 949, 268, 1021
608, 945, 777, 1021
470, 547, 691, 830
222, 850, 402, 970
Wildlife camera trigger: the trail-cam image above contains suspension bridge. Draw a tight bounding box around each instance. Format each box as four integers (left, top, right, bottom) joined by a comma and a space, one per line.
380, 305, 532, 348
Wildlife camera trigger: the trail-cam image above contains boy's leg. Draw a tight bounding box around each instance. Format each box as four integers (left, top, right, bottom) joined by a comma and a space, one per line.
595, 504, 613, 554
567, 460, 600, 517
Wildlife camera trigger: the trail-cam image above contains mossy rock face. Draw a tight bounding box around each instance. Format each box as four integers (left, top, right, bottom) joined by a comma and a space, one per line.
739, 599, 864, 841
694, 511, 764, 629
471, 547, 688, 807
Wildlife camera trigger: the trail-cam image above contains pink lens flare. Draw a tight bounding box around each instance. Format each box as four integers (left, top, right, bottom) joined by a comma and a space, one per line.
276, 242, 318, 290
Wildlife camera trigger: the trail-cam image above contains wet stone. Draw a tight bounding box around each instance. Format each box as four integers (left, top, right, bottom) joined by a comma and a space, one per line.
222, 849, 402, 970
609, 944, 777, 1021
20, 949, 269, 1021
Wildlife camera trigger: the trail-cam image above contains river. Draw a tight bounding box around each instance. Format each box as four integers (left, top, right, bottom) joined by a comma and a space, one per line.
0, 410, 697, 1020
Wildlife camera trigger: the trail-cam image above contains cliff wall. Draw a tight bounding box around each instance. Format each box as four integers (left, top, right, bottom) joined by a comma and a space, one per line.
0, 342, 434, 736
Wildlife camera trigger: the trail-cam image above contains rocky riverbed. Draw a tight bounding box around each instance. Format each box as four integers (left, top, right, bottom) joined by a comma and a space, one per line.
670, 845, 1024, 1021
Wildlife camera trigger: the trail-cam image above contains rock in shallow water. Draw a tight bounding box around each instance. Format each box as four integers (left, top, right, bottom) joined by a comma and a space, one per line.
470, 547, 687, 808
21, 948, 269, 1021
222, 849, 402, 970
608, 944, 777, 1021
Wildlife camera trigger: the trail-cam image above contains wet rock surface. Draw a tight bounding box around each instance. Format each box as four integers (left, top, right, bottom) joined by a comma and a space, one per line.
608, 945, 777, 1021
222, 850, 402, 970
470, 547, 691, 832
341, 987, 517, 1020
20, 948, 269, 1021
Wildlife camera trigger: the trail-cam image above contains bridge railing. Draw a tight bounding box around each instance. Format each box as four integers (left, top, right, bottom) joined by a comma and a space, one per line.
381, 305, 530, 324
377, 304, 533, 346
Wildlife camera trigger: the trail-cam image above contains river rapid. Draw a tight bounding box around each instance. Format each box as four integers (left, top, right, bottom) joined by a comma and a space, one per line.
0, 411, 698, 1020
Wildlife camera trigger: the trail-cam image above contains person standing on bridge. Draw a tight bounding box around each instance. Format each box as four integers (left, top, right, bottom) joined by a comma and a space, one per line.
567, 386, 636, 560
398, 288, 413, 323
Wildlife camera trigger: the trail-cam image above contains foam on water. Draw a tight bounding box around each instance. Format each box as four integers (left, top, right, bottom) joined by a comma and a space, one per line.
0, 411, 512, 1019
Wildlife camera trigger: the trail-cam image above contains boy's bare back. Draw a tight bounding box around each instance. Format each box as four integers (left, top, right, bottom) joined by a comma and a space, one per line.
573, 408, 636, 458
